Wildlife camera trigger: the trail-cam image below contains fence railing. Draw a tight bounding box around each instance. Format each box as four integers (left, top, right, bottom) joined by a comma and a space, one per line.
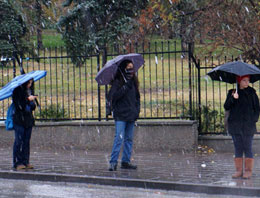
0, 41, 193, 122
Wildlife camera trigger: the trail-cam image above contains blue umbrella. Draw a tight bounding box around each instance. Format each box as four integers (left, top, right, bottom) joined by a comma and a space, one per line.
0, 70, 47, 101
207, 61, 260, 84
95, 53, 144, 85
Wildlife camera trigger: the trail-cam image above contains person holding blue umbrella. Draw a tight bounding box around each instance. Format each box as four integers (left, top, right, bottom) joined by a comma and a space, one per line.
0, 70, 47, 170
12, 79, 37, 170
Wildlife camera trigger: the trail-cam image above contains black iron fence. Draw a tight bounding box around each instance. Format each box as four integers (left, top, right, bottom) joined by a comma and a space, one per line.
0, 41, 193, 122
2, 42, 259, 135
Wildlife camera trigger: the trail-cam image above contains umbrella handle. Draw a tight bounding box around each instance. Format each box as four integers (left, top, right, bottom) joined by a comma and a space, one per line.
34, 98, 41, 113
118, 67, 127, 83
34, 98, 40, 107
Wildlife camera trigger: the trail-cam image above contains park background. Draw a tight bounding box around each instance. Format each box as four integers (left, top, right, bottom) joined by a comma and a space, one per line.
0, 0, 260, 135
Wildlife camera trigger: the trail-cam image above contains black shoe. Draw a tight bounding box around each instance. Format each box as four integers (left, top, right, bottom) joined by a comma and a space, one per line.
109, 163, 117, 171
121, 162, 137, 169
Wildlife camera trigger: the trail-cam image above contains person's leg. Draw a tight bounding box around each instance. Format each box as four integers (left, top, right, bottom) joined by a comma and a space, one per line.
109, 121, 126, 171
232, 135, 243, 158
231, 135, 243, 178
243, 135, 254, 158
243, 135, 254, 179
121, 121, 136, 169
22, 127, 33, 168
121, 121, 134, 163
13, 124, 26, 170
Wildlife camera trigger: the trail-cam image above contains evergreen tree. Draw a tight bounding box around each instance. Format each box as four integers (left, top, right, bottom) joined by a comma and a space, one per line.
0, 0, 26, 52
0, 0, 28, 69
58, 0, 148, 66
10, 0, 54, 49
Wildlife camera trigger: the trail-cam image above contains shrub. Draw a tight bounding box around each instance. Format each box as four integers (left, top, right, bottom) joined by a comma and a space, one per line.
35, 104, 68, 120
182, 104, 225, 133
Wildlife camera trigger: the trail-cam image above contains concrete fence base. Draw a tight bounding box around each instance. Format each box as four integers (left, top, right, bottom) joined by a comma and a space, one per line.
0, 120, 198, 152
199, 135, 260, 153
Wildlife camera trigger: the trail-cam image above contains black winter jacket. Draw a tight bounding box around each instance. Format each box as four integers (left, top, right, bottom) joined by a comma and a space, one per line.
107, 78, 140, 122
12, 86, 36, 128
224, 86, 260, 135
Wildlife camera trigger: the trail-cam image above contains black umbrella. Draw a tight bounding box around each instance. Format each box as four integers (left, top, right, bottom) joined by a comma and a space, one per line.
207, 61, 260, 84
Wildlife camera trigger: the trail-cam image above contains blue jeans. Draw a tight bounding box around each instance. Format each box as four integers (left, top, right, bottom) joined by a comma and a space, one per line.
232, 134, 253, 158
110, 121, 135, 164
13, 124, 32, 168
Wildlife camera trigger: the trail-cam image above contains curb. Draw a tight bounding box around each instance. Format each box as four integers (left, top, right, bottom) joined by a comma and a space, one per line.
0, 171, 259, 197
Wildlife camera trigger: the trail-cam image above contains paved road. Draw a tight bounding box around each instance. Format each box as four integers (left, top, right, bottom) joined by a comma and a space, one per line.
0, 179, 256, 198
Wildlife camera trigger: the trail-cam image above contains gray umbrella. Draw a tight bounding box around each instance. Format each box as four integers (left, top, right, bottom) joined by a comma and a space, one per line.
95, 53, 144, 85
207, 61, 260, 84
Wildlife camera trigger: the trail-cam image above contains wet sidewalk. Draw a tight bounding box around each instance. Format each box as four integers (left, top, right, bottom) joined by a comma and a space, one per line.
0, 147, 260, 197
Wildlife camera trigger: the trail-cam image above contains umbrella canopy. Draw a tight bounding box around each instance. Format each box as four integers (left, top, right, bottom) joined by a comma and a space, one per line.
207, 61, 260, 84
95, 53, 144, 85
0, 70, 47, 101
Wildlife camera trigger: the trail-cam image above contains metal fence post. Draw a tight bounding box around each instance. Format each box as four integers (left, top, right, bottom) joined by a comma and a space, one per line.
97, 52, 101, 121
198, 59, 202, 133
188, 44, 192, 119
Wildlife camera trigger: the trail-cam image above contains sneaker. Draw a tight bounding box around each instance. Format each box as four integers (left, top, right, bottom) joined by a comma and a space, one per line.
26, 164, 34, 169
121, 162, 137, 169
16, 165, 26, 170
109, 163, 117, 171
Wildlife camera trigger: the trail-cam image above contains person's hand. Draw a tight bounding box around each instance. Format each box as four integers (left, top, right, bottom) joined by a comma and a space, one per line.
233, 92, 239, 99
28, 95, 37, 101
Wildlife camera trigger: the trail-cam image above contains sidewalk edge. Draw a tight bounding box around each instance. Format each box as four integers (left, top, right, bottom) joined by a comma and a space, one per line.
0, 171, 259, 197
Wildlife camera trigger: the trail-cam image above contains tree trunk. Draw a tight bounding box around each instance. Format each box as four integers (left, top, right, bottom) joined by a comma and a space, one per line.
35, 0, 43, 49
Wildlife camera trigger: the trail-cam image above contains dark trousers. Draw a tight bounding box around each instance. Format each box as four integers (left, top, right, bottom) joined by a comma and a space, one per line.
232, 134, 253, 158
13, 124, 32, 168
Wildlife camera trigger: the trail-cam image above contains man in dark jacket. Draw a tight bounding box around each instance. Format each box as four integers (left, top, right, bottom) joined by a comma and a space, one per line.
107, 60, 140, 171
12, 79, 37, 170
224, 75, 260, 179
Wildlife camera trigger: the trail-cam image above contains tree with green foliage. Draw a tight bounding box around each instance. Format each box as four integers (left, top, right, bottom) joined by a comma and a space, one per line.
10, 0, 55, 49
57, 0, 148, 66
0, 0, 26, 52
0, 0, 28, 69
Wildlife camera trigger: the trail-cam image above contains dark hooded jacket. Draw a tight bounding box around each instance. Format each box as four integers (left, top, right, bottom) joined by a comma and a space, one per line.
224, 86, 260, 135
107, 78, 140, 122
12, 85, 36, 128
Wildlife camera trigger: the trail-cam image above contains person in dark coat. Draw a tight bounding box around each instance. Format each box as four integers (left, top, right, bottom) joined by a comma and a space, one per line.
12, 79, 37, 170
224, 75, 260, 179
107, 60, 140, 171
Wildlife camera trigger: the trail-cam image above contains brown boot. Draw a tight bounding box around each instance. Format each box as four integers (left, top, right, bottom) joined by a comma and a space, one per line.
232, 158, 243, 179
243, 158, 254, 179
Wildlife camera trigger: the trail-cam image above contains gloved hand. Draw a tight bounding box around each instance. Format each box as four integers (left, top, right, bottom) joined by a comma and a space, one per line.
125, 68, 134, 80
